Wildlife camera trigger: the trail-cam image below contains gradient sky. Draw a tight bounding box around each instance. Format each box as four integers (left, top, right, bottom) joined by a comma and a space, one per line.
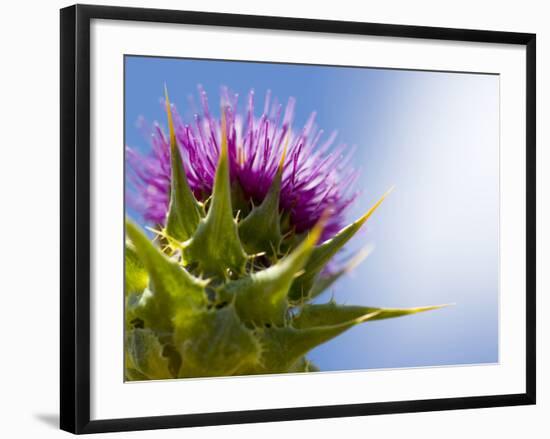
125, 55, 499, 371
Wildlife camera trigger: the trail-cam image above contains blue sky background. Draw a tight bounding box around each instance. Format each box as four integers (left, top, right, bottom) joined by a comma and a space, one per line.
125, 56, 499, 371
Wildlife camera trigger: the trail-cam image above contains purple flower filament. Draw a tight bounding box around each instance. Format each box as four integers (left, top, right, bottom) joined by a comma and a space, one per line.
126, 86, 360, 242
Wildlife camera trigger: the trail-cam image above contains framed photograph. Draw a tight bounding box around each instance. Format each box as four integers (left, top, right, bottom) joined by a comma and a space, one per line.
60, 4, 536, 434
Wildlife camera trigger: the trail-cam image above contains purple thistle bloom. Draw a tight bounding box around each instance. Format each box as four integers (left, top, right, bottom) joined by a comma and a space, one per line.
126, 86, 360, 242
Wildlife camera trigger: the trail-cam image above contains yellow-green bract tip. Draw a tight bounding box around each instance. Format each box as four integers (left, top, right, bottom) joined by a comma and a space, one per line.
278, 130, 291, 173
306, 208, 331, 247
357, 186, 395, 226
164, 85, 176, 144
220, 106, 228, 161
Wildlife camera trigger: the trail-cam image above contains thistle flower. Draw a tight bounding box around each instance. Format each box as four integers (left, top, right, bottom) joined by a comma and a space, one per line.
124, 86, 444, 381
126, 86, 359, 241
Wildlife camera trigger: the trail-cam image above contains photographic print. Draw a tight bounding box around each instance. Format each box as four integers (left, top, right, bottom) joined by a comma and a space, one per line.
124, 56, 499, 381
61, 6, 535, 432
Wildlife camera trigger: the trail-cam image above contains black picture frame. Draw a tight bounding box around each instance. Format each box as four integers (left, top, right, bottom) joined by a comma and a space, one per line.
60, 4, 536, 434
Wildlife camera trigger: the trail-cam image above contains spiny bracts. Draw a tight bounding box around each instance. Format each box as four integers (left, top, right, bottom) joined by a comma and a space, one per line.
124, 87, 443, 380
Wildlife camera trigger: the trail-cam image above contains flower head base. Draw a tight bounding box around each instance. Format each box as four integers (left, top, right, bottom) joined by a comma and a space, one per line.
126, 86, 359, 241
